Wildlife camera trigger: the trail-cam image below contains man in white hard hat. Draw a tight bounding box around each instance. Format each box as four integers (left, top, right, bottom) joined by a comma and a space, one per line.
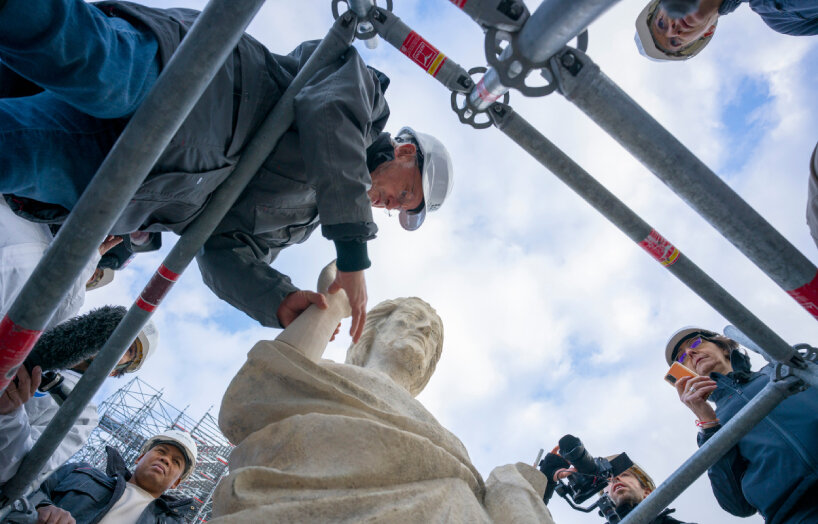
0, 307, 159, 486
34, 429, 197, 524
0, 0, 455, 345
634, 0, 817, 62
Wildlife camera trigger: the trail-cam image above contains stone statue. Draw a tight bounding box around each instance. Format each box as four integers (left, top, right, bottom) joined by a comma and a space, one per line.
211, 263, 553, 523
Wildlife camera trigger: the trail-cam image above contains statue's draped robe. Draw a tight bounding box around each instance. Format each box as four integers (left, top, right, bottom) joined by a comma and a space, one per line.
212, 340, 553, 523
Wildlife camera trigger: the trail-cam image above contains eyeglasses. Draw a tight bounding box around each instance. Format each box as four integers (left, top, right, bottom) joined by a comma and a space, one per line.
676, 336, 704, 363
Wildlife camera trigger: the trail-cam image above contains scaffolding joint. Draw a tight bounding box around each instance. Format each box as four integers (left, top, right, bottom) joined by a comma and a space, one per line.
451, 68, 510, 129
450, 0, 529, 32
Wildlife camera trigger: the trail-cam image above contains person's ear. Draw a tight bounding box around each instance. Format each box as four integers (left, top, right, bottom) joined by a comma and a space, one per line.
394, 142, 416, 159
134, 453, 145, 466
171, 477, 183, 489
703, 24, 716, 37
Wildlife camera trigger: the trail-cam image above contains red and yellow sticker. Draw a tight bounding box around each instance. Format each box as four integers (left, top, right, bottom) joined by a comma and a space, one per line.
400, 31, 447, 78
638, 229, 680, 267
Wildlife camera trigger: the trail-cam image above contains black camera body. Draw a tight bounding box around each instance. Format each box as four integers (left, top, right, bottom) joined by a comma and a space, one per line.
538, 434, 634, 524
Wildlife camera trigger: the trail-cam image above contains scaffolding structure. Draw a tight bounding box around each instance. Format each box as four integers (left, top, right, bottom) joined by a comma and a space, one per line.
0, 1, 816, 523
70, 377, 232, 523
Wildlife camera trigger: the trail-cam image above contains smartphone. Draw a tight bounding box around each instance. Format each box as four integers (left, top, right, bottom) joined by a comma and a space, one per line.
664, 362, 698, 387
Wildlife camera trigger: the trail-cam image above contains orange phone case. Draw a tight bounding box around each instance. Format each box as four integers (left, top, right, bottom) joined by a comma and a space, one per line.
664, 361, 698, 387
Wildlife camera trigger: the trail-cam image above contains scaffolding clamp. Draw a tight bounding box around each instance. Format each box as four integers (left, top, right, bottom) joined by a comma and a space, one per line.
451, 67, 510, 129
331, 0, 391, 48
449, 0, 530, 32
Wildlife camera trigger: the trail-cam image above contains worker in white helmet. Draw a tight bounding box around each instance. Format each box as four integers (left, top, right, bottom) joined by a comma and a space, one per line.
634, 0, 817, 62
35, 429, 197, 524
0, 308, 159, 486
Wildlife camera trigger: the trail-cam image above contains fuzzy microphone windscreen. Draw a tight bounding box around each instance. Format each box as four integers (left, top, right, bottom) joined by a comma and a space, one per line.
25, 305, 127, 372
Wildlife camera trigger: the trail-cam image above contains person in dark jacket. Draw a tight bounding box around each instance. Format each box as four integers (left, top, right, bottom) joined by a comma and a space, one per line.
541, 451, 693, 523
0, 0, 454, 342
635, 0, 817, 61
665, 327, 818, 523
34, 430, 198, 524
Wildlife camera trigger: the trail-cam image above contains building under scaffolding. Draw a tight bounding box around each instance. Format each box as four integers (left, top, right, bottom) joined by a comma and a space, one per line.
70, 377, 232, 523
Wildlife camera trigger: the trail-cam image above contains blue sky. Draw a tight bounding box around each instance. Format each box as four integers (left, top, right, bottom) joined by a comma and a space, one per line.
80, 1, 818, 523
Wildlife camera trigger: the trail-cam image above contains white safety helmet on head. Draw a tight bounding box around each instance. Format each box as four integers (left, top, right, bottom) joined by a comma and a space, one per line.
140, 429, 198, 482
634, 0, 716, 62
394, 126, 454, 231
85, 268, 115, 291
124, 319, 159, 373
664, 326, 719, 366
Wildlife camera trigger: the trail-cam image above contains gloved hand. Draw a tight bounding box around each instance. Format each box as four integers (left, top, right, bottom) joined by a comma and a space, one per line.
539, 452, 570, 504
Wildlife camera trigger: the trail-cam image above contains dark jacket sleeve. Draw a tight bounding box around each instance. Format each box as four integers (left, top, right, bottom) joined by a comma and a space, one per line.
697, 426, 757, 517
293, 47, 382, 271
36, 462, 81, 507
196, 232, 299, 328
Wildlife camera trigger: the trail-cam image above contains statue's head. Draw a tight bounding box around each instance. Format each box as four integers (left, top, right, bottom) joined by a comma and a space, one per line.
346, 297, 443, 396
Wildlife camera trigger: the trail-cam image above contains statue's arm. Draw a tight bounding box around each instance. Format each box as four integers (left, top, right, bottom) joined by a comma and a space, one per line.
275, 261, 352, 362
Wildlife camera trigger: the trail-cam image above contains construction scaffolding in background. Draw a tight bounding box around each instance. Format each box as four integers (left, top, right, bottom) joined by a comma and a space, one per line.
70, 377, 233, 524
0, 1, 816, 523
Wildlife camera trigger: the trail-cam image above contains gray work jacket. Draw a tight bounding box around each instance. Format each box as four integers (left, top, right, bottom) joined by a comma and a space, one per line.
98, 2, 388, 327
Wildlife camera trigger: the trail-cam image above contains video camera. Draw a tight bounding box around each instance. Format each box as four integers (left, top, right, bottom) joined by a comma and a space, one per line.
538, 434, 633, 524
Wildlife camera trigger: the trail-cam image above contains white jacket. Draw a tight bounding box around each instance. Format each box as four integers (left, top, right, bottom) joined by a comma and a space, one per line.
0, 371, 98, 484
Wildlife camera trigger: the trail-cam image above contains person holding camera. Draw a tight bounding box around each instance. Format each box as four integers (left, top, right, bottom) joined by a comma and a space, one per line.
665, 327, 818, 523
539, 440, 693, 523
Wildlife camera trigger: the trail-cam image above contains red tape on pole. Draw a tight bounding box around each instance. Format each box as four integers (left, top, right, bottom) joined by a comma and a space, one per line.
400, 31, 447, 78
786, 271, 818, 320
638, 229, 680, 267
136, 264, 179, 313
449, 0, 467, 7
0, 315, 42, 389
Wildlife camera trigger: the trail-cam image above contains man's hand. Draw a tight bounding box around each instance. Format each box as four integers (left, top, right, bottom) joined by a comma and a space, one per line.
37, 505, 76, 524
277, 290, 329, 328
327, 270, 366, 343
675, 375, 718, 422
98, 235, 122, 256
0, 365, 41, 415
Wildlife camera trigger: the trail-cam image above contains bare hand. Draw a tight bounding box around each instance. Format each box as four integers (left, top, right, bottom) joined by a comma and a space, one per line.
276, 290, 329, 328
0, 365, 41, 415
675, 375, 718, 422
327, 270, 367, 343
553, 466, 577, 482
37, 505, 76, 524
98, 235, 122, 256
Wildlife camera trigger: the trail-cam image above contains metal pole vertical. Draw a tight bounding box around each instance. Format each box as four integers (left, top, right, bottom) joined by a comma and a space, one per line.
621, 378, 798, 524
467, 0, 620, 111
551, 48, 818, 323
0, 12, 357, 510
0, 0, 267, 394
489, 103, 807, 371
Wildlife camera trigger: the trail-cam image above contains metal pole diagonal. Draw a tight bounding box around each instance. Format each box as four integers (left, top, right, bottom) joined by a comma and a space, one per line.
551, 48, 818, 323
489, 103, 806, 371
620, 378, 799, 524
0, 0, 267, 394
0, 7, 358, 512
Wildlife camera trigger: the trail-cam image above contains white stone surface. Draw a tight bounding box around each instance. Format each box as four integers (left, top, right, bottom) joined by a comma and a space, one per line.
212, 263, 554, 523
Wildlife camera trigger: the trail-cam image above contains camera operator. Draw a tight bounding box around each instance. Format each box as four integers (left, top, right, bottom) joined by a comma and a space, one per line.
540, 444, 694, 523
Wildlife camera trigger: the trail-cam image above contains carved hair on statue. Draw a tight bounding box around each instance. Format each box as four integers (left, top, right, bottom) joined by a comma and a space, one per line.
25, 305, 127, 373
346, 297, 443, 395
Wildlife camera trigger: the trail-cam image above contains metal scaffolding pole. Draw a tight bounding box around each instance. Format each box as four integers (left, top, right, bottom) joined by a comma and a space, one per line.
550, 47, 818, 324
0, 0, 266, 394
621, 377, 800, 524
465, 0, 620, 111
489, 102, 807, 371
0, 9, 357, 511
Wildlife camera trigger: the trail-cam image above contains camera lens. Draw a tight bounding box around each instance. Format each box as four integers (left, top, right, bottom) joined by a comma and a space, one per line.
666, 374, 677, 383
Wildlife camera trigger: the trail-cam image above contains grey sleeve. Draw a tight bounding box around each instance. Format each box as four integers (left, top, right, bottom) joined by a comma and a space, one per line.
196, 232, 299, 328
293, 49, 381, 233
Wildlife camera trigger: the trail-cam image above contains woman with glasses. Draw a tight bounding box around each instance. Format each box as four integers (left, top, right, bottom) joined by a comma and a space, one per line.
664, 327, 818, 523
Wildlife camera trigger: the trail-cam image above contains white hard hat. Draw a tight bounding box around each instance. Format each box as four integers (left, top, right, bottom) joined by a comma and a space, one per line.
140, 429, 198, 482
634, 0, 715, 62
664, 326, 719, 366
85, 268, 115, 291
126, 319, 159, 373
395, 127, 454, 231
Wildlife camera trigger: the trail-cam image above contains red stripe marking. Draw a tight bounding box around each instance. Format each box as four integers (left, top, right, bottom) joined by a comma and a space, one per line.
638, 229, 680, 267
475, 78, 501, 103
157, 264, 180, 281
787, 270, 818, 320
136, 297, 156, 313
0, 315, 42, 387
